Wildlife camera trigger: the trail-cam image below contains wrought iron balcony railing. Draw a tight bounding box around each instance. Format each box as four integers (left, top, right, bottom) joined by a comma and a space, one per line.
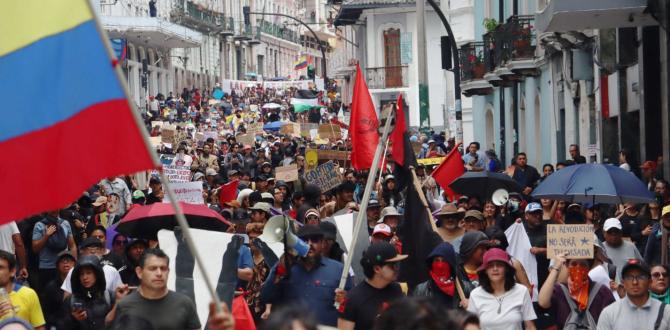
365, 66, 409, 89
459, 42, 486, 81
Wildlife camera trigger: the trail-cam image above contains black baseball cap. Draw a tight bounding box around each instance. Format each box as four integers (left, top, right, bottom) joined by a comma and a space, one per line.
297, 224, 324, 239
621, 259, 651, 277
80, 237, 104, 249
335, 181, 356, 193
363, 242, 408, 266
319, 222, 337, 240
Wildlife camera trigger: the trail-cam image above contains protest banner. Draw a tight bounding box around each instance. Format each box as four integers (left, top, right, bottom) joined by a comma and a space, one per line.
304, 161, 340, 192
318, 124, 342, 139
236, 133, 255, 147
161, 124, 177, 144
305, 149, 318, 171
275, 164, 299, 182
158, 229, 240, 328
317, 149, 350, 161
163, 182, 204, 204
163, 165, 191, 183
547, 224, 594, 259
417, 157, 445, 166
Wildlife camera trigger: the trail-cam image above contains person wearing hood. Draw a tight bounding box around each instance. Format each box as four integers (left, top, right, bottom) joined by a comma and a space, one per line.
61, 238, 123, 299
456, 231, 490, 308
63, 255, 115, 330
412, 242, 459, 309
118, 239, 147, 286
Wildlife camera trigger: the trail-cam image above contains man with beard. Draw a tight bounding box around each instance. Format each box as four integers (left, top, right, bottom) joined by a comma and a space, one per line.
338, 242, 407, 330
644, 206, 670, 265
191, 144, 219, 173
260, 225, 351, 327
434, 204, 465, 253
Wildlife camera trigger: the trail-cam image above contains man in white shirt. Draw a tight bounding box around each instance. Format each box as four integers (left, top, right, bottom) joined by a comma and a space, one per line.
61, 238, 122, 296
0, 222, 28, 279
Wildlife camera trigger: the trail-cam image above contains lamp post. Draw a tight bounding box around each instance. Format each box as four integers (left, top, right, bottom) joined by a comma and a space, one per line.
250, 11, 328, 86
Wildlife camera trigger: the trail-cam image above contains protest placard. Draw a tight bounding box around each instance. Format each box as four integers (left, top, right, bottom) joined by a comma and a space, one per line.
161, 125, 177, 144
149, 137, 162, 148
417, 157, 445, 166
280, 123, 295, 135
203, 131, 218, 142
305, 149, 318, 171
318, 124, 342, 139
275, 164, 299, 182
304, 161, 341, 192
547, 224, 594, 259
162, 165, 191, 183
237, 133, 255, 147
163, 181, 204, 204
317, 150, 349, 161
248, 122, 263, 132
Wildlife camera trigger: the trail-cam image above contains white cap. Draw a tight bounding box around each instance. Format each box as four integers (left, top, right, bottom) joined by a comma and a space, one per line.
372, 223, 393, 237
603, 218, 622, 232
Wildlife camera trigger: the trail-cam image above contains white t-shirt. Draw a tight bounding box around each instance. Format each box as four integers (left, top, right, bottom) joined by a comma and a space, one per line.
0, 222, 19, 254
61, 263, 123, 293
467, 283, 537, 330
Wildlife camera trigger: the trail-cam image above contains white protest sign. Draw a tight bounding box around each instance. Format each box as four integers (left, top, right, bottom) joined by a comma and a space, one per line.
334, 213, 354, 252
275, 164, 299, 182
158, 229, 237, 328
163, 165, 191, 183
547, 224, 594, 259
163, 182, 203, 204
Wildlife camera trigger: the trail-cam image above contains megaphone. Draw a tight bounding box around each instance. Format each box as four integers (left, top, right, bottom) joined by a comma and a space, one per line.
492, 188, 509, 206
258, 215, 310, 257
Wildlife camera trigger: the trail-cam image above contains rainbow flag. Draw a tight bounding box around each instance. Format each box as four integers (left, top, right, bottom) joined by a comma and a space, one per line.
294, 55, 308, 70
0, 1, 156, 223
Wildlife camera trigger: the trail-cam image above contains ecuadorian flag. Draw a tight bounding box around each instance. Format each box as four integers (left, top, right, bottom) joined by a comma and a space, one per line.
0, 1, 156, 223
294, 55, 308, 70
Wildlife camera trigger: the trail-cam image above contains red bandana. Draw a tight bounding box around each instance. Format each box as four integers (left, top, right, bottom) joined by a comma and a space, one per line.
429, 260, 455, 296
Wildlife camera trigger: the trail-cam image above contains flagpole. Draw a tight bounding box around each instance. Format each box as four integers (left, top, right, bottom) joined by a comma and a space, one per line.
337, 105, 396, 291
85, 2, 224, 311
377, 138, 390, 185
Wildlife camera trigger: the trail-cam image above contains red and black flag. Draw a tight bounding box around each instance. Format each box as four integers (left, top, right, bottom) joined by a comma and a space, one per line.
389, 94, 416, 191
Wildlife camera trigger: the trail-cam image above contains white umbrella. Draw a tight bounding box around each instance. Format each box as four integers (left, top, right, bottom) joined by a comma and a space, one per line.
262, 103, 282, 109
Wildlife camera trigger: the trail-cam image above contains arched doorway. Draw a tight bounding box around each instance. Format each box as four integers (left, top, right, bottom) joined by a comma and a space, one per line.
485, 105, 495, 150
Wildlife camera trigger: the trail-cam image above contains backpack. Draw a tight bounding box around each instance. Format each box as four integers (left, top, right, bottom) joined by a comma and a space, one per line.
40, 217, 68, 252
559, 282, 602, 330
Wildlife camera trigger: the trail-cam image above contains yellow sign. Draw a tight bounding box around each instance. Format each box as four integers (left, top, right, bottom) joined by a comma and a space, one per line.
417, 157, 445, 166
305, 149, 319, 171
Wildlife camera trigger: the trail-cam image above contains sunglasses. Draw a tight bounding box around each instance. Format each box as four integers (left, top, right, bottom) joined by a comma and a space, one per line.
652, 272, 668, 279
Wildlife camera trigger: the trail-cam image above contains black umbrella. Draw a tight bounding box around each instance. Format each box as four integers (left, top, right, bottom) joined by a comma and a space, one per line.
449, 171, 522, 200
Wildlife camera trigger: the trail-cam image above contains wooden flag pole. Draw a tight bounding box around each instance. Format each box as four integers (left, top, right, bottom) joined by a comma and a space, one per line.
377, 138, 390, 186
337, 107, 396, 291
86, 2, 223, 311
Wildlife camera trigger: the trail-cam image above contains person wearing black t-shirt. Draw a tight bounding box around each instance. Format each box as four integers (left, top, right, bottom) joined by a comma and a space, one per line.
338, 242, 407, 330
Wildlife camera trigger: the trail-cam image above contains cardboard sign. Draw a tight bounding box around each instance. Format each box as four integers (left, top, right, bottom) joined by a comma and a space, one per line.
280, 123, 298, 135
151, 121, 164, 129
318, 124, 342, 139
248, 122, 263, 132
163, 165, 191, 183
417, 157, 445, 166
163, 181, 204, 204
304, 161, 341, 192
275, 164, 299, 182
547, 224, 594, 259
161, 125, 177, 144
149, 136, 162, 148
317, 150, 349, 161
236, 133, 255, 147
300, 123, 318, 138
305, 149, 318, 171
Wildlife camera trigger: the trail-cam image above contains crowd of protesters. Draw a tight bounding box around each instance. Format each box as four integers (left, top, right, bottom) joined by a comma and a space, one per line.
0, 82, 669, 330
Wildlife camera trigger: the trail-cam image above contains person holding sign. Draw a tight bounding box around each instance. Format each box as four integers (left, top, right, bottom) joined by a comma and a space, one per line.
538, 253, 615, 329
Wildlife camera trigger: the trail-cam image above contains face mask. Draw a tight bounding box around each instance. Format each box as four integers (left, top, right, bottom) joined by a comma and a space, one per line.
567, 263, 590, 311
430, 260, 455, 296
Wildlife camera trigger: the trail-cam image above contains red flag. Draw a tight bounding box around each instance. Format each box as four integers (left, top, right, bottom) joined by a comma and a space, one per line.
218, 180, 240, 205
350, 64, 379, 170
390, 94, 407, 166
431, 143, 465, 201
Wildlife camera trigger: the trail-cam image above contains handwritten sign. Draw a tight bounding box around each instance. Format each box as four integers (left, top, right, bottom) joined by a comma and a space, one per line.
547, 224, 594, 259
304, 161, 341, 193
163, 181, 204, 204
161, 125, 177, 144
280, 123, 301, 135
237, 133, 255, 147
318, 124, 342, 140
275, 164, 299, 182
417, 157, 445, 166
163, 165, 191, 183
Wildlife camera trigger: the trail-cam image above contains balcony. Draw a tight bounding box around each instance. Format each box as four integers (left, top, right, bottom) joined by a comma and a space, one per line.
220, 17, 234, 36
459, 42, 493, 96
535, 0, 655, 33
248, 26, 262, 45
233, 21, 252, 40
257, 20, 300, 44
365, 66, 408, 89
170, 1, 226, 33
504, 15, 539, 76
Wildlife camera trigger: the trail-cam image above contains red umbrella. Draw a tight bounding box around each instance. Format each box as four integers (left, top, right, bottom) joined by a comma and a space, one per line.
116, 202, 232, 239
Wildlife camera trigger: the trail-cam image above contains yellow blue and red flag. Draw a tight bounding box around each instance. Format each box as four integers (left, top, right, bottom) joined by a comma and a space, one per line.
0, 1, 156, 223
294, 55, 308, 70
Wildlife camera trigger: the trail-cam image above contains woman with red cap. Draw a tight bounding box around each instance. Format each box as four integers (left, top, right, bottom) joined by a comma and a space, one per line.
466, 248, 537, 330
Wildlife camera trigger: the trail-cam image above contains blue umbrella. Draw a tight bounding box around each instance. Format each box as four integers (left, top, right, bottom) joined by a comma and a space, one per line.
263, 121, 287, 131
531, 163, 654, 204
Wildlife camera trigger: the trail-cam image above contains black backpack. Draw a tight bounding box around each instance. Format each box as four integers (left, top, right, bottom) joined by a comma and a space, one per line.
40, 217, 68, 252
